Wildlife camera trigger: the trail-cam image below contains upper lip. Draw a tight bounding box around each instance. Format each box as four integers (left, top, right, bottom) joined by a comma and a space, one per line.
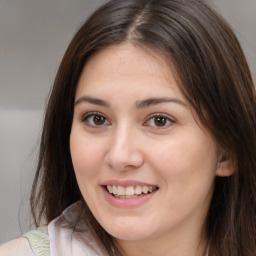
101, 179, 158, 188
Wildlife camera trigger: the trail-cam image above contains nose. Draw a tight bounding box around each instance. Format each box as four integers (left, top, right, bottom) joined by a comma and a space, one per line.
104, 125, 144, 171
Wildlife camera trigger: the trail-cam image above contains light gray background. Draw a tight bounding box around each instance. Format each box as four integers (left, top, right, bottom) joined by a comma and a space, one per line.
0, 0, 255, 244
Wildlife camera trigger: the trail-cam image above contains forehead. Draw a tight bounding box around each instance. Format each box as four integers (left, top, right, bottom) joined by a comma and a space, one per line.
75, 43, 183, 99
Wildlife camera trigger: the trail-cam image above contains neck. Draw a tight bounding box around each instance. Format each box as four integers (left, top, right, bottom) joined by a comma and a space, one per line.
118, 238, 207, 256
115, 226, 208, 256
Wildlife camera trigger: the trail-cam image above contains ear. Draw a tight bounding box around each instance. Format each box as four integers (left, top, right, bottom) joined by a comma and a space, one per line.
216, 151, 236, 177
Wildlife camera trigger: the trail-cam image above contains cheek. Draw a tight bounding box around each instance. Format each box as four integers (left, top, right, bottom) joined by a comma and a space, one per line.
152, 137, 217, 217
70, 132, 105, 179
147, 131, 218, 189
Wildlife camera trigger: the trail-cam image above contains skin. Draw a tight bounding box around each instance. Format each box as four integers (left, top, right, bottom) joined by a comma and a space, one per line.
70, 43, 232, 256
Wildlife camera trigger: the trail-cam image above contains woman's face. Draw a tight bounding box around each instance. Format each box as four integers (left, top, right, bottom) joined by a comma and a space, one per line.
70, 43, 224, 246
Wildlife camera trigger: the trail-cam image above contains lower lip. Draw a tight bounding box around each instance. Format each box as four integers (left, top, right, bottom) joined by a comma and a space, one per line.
102, 187, 157, 208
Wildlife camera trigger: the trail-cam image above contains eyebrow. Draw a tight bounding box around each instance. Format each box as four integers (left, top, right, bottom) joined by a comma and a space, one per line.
74, 96, 187, 108
74, 96, 110, 107
135, 97, 187, 109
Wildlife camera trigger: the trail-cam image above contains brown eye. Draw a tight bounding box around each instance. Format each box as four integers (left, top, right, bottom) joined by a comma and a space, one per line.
83, 113, 110, 127
93, 115, 106, 125
144, 114, 173, 128
154, 116, 168, 127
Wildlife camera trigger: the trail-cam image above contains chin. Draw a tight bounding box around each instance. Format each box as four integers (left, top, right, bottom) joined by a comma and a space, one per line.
111, 231, 151, 241
103, 222, 154, 241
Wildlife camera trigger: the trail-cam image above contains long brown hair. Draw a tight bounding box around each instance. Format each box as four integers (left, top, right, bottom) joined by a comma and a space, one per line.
31, 0, 256, 255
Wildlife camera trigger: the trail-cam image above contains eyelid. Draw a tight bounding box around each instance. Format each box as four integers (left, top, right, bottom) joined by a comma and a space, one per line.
143, 113, 175, 128
81, 111, 111, 127
80, 111, 103, 121
147, 112, 174, 119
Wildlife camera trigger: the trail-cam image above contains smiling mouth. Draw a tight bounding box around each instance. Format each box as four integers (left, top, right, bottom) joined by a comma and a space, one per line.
105, 185, 159, 198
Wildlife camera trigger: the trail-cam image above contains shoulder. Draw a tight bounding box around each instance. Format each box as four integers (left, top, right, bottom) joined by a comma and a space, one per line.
23, 226, 49, 256
0, 226, 50, 256
0, 237, 34, 256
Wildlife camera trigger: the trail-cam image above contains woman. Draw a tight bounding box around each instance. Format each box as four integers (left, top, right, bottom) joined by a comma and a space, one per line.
1, 0, 256, 255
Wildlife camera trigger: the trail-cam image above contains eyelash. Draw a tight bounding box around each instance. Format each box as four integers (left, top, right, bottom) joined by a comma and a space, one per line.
144, 113, 174, 128
81, 112, 174, 129
81, 112, 110, 128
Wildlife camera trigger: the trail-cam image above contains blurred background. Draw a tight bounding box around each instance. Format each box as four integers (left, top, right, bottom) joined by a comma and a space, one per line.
0, 0, 255, 244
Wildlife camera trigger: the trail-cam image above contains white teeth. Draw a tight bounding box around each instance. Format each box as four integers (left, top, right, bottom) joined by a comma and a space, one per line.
135, 185, 142, 195
125, 186, 135, 196
117, 186, 125, 196
106, 185, 157, 197
107, 185, 113, 193
142, 186, 148, 194
112, 185, 117, 194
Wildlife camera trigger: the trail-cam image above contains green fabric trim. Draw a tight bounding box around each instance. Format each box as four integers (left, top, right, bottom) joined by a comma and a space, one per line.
23, 226, 50, 256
